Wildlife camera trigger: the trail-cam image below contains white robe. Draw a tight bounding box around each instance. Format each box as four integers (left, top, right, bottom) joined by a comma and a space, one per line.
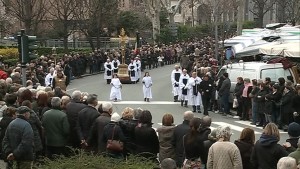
142, 76, 152, 99
110, 78, 122, 100
104, 62, 113, 80
171, 69, 182, 96
179, 74, 190, 100
134, 60, 141, 79
45, 73, 54, 87
112, 60, 120, 73
128, 63, 138, 82
187, 76, 202, 106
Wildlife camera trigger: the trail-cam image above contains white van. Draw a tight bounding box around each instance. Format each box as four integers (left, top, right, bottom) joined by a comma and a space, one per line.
217, 61, 299, 102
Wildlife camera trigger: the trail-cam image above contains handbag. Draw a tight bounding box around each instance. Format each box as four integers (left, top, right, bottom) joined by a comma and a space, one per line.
106, 125, 124, 152
233, 97, 238, 108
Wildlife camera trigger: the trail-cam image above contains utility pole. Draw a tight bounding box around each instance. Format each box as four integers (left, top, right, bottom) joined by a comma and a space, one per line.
213, 0, 219, 61
20, 29, 27, 86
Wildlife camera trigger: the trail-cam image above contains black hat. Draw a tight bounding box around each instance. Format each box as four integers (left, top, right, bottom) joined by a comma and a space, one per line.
17, 106, 31, 114
288, 122, 300, 137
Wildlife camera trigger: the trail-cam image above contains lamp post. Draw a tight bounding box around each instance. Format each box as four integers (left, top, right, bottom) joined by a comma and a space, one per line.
52, 47, 57, 65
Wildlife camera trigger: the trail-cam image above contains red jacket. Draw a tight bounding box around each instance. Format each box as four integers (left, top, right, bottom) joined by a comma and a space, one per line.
0, 70, 8, 80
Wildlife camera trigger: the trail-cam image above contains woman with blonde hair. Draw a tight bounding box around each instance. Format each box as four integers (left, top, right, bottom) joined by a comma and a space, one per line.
234, 128, 255, 169
119, 107, 135, 155
157, 113, 176, 162
251, 123, 288, 169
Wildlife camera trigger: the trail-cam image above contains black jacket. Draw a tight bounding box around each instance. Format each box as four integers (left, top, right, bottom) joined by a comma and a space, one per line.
219, 78, 231, 96
256, 89, 268, 115
183, 131, 205, 161
234, 82, 244, 98
234, 140, 254, 169
102, 122, 126, 154
66, 100, 87, 148
172, 120, 190, 167
76, 106, 100, 141
134, 124, 159, 159
251, 134, 288, 169
199, 79, 214, 97
119, 118, 138, 154
202, 139, 216, 165
0, 115, 14, 159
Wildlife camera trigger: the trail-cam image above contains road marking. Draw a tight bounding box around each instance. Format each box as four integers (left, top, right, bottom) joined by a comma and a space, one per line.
212, 122, 262, 134
235, 121, 287, 134
112, 101, 180, 105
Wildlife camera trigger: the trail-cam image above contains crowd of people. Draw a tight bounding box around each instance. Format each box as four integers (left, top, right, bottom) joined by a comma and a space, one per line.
0, 35, 299, 169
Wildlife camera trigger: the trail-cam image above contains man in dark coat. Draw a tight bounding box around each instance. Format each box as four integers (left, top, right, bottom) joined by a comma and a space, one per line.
76, 94, 99, 149
218, 73, 231, 115
87, 102, 112, 152
2, 106, 34, 169
66, 90, 87, 148
172, 111, 194, 167
199, 75, 214, 115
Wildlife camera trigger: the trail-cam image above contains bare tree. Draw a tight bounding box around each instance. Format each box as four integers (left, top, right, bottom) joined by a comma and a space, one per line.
285, 0, 300, 25
48, 0, 79, 51
249, 0, 277, 27
1, 0, 46, 34
144, 0, 161, 42
75, 0, 118, 50
0, 1, 17, 37
160, 0, 185, 24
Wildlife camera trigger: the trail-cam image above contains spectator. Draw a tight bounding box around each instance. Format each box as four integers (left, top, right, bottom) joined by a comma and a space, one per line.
279, 85, 295, 131
61, 95, 70, 112
265, 84, 282, 125
2, 106, 34, 169
283, 122, 300, 153
198, 116, 212, 141
42, 97, 70, 159
0, 65, 8, 80
249, 79, 260, 125
256, 83, 269, 127
234, 128, 255, 169
88, 102, 113, 152
251, 123, 288, 169
207, 126, 242, 169
134, 110, 159, 162
36, 91, 48, 119
183, 117, 205, 169
241, 78, 252, 121
157, 113, 176, 162
52, 69, 69, 91
172, 111, 194, 167
160, 158, 177, 169
234, 77, 244, 119
292, 85, 300, 124
288, 138, 300, 165
203, 129, 218, 168
102, 112, 125, 158
218, 73, 231, 116
77, 94, 99, 150
277, 157, 297, 169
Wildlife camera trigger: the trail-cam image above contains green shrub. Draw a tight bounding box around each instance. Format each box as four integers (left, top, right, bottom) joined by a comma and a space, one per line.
36, 48, 93, 56
39, 152, 158, 169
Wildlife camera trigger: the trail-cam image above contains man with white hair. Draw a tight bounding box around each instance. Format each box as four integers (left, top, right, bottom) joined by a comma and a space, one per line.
42, 97, 70, 159
172, 111, 194, 167
45, 68, 54, 87
277, 157, 297, 169
88, 102, 113, 152
171, 65, 182, 102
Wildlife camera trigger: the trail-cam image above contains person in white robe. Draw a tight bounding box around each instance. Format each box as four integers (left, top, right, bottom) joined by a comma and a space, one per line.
142, 72, 153, 102
45, 68, 55, 87
186, 72, 202, 113
134, 57, 141, 82
104, 59, 113, 84
128, 60, 138, 83
171, 65, 182, 102
179, 69, 190, 107
112, 58, 120, 74
110, 74, 122, 101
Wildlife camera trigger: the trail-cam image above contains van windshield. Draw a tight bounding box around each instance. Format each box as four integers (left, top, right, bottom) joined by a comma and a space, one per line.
261, 68, 291, 81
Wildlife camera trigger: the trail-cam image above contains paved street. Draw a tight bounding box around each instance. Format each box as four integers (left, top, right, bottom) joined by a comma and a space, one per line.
67, 63, 289, 144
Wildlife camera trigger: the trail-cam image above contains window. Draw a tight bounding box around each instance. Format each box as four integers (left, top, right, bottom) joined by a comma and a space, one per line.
261, 68, 291, 81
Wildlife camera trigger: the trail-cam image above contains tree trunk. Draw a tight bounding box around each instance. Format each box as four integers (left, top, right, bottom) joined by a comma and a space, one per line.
24, 20, 32, 34
152, 11, 160, 43
169, 13, 175, 25
257, 9, 264, 28
63, 22, 68, 52
237, 0, 245, 35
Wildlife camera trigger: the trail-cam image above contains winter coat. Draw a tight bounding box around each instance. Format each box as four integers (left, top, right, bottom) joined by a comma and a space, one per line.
256, 89, 268, 115
42, 108, 70, 147
234, 82, 244, 98
102, 122, 126, 155
28, 111, 43, 152
279, 90, 295, 124
219, 78, 231, 96
88, 112, 111, 152
203, 139, 216, 165
251, 134, 288, 169
2, 116, 34, 161
0, 115, 14, 159
234, 140, 254, 169
119, 119, 138, 154
157, 125, 176, 162
66, 100, 87, 148
134, 124, 159, 160
76, 106, 100, 141
172, 120, 190, 167
183, 131, 206, 161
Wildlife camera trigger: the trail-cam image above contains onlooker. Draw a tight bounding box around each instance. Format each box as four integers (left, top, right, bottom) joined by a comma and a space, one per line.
42, 97, 70, 159
160, 158, 177, 169
234, 128, 255, 169
292, 85, 300, 124
2, 106, 34, 169
172, 111, 194, 167
157, 113, 176, 162
283, 122, 300, 153
77, 94, 99, 150
202, 129, 218, 169
277, 157, 297, 169
66, 90, 87, 148
256, 83, 269, 127
279, 85, 295, 131
218, 73, 231, 116
207, 126, 243, 169
183, 117, 205, 169
198, 116, 212, 141
251, 123, 288, 169
288, 138, 300, 165
134, 110, 159, 161
234, 77, 244, 118
241, 78, 253, 121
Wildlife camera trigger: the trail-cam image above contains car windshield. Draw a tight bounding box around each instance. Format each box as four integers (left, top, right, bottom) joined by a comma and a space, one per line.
261, 68, 291, 81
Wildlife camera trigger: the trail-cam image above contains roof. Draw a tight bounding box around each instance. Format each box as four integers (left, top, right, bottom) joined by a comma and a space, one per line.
222, 62, 283, 70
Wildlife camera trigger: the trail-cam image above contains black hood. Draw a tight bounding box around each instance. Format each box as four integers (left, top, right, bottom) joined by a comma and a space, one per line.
258, 134, 278, 146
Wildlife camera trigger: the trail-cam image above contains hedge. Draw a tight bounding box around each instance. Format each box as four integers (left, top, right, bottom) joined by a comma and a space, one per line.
39, 152, 158, 169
